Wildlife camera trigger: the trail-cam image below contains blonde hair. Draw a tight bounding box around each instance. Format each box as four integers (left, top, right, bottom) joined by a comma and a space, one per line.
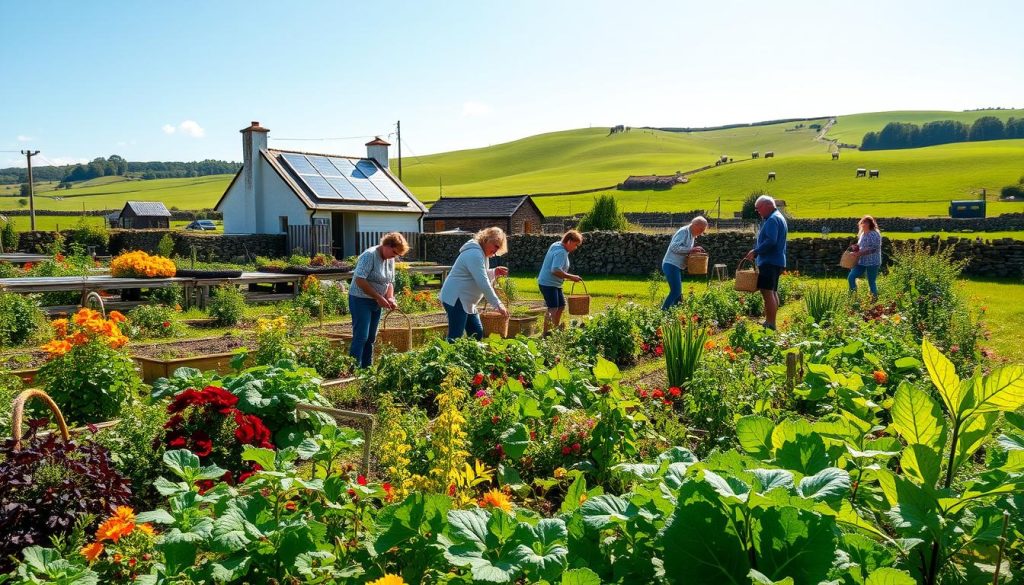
562, 230, 583, 244
474, 226, 508, 256
857, 215, 879, 237
380, 232, 410, 255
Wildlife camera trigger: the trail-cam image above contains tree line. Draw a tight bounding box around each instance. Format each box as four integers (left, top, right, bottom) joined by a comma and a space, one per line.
0, 156, 240, 185
860, 116, 1024, 150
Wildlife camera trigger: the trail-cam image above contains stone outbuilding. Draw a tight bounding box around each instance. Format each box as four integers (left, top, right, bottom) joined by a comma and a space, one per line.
424, 195, 544, 234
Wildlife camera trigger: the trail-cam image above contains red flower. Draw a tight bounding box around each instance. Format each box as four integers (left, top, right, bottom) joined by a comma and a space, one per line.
529, 431, 537, 440
167, 435, 187, 449
652, 389, 665, 399
190, 431, 213, 457
495, 444, 505, 459
491, 415, 500, 424
472, 373, 485, 386
233, 411, 274, 448
637, 389, 648, 399
162, 321, 171, 328
572, 443, 581, 452
562, 446, 571, 455
382, 482, 395, 502
347, 488, 357, 498
655, 345, 664, 357
668, 387, 681, 397
663, 399, 673, 406
448, 484, 457, 497
357, 475, 367, 486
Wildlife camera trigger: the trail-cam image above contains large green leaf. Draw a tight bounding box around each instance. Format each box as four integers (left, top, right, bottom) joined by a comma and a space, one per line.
445, 509, 522, 583
881, 473, 942, 537
578, 495, 632, 530
797, 467, 850, 502
560, 475, 587, 514
952, 411, 999, 473
737, 416, 775, 459
753, 506, 838, 585
900, 444, 941, 488
212, 499, 266, 553
661, 481, 749, 585
241, 446, 277, 472
865, 567, 917, 585
375, 493, 450, 552
593, 357, 620, 383
969, 365, 1024, 413
210, 555, 252, 582
511, 519, 569, 581
922, 339, 964, 416
448, 508, 492, 547
163, 449, 200, 480
499, 424, 531, 460
751, 468, 795, 493
890, 383, 947, 450
560, 568, 602, 585
774, 430, 831, 476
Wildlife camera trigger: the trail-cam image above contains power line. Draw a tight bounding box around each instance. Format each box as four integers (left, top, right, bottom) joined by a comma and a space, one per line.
269, 134, 379, 141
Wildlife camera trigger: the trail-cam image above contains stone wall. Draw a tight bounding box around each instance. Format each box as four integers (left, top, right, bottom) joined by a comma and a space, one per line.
2, 209, 221, 221
16, 230, 285, 262
422, 231, 1024, 279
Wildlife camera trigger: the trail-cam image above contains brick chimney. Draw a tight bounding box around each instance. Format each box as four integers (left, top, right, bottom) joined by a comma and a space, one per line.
365, 136, 390, 169
239, 121, 269, 231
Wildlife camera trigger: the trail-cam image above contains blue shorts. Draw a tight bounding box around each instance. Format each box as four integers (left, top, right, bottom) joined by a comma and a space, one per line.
539, 284, 566, 309
757, 264, 784, 291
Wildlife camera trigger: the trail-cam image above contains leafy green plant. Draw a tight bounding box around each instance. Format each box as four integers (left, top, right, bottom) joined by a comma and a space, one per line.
0, 220, 17, 251
295, 337, 356, 379
804, 283, 846, 324
0, 292, 45, 347
125, 304, 183, 338
578, 302, 643, 365
37, 340, 141, 425
93, 399, 170, 506
663, 315, 708, 388
577, 194, 629, 232
207, 284, 246, 325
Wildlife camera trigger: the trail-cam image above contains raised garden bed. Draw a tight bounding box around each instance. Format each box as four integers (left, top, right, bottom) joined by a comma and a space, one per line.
131, 335, 251, 382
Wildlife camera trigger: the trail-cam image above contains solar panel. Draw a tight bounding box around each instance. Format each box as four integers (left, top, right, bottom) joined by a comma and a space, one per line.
278, 152, 411, 205
326, 177, 364, 200
281, 153, 317, 175
301, 174, 343, 199
308, 155, 342, 177
337, 159, 389, 202
357, 160, 411, 203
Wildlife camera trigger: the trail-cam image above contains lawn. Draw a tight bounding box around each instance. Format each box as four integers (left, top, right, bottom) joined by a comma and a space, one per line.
789, 230, 1024, 241
0, 174, 232, 213
0, 216, 223, 232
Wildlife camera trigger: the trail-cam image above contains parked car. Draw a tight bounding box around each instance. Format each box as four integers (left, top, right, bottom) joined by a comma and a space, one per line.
185, 220, 217, 231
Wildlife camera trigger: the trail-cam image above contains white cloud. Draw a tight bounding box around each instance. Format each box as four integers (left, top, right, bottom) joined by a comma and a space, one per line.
178, 120, 205, 138
461, 101, 492, 117
162, 120, 205, 138
16, 135, 33, 142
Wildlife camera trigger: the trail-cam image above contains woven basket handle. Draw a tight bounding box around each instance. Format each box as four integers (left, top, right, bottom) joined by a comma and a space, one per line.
568, 280, 589, 297
736, 258, 758, 273
381, 308, 411, 331
12, 389, 70, 451
83, 291, 106, 318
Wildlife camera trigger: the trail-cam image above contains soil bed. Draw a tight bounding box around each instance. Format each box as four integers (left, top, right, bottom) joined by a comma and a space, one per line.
130, 335, 252, 360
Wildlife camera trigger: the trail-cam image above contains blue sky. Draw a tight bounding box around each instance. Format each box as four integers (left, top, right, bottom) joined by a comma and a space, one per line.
2, 0, 1022, 168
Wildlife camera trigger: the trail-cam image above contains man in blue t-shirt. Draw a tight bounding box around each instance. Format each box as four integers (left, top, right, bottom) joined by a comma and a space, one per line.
744, 195, 788, 330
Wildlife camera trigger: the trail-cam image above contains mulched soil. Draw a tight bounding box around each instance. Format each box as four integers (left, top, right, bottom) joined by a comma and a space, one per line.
130, 335, 252, 360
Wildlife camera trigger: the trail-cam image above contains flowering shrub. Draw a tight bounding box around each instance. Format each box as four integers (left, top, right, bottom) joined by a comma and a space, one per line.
109, 250, 176, 278
37, 308, 138, 424
397, 286, 440, 313
578, 301, 644, 365
0, 292, 45, 347
207, 284, 246, 325
294, 275, 349, 318
162, 385, 273, 485
253, 315, 296, 365
77, 506, 157, 581
0, 423, 132, 573
124, 304, 182, 338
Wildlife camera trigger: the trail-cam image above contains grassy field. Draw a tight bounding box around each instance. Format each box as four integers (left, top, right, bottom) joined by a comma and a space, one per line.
0, 215, 223, 232
789, 231, 1024, 241
0, 175, 231, 213
824, 109, 1024, 144
506, 272, 1024, 362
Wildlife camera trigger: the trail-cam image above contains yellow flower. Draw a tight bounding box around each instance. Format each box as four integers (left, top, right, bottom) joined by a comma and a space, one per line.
95, 517, 133, 542
478, 489, 513, 512
137, 523, 155, 535
367, 575, 407, 585
80, 542, 103, 563
51, 318, 69, 338
41, 339, 73, 357
553, 467, 567, 479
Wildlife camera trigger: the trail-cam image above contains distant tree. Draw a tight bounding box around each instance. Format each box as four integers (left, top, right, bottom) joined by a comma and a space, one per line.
860, 131, 879, 150
19, 183, 30, 197
17, 198, 27, 208
920, 120, 968, 147
1, 221, 17, 251
741, 190, 771, 221
1004, 117, 1024, 139
969, 116, 1006, 141
577, 194, 629, 232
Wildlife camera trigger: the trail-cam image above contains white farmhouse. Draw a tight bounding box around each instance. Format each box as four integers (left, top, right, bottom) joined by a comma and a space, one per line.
216, 121, 426, 257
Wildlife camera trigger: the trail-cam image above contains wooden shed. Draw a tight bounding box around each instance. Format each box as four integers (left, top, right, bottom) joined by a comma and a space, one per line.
424, 196, 544, 234
115, 201, 172, 229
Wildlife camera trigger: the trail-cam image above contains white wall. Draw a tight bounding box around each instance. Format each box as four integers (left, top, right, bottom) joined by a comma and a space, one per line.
357, 212, 420, 233
220, 177, 250, 233
257, 160, 309, 233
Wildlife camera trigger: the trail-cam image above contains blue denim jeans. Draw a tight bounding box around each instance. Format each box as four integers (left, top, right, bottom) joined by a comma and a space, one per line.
848, 264, 879, 296
443, 299, 483, 341
348, 294, 382, 368
661, 262, 684, 311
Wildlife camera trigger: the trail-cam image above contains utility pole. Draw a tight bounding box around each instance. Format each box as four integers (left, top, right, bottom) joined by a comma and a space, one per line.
396, 120, 403, 180
21, 150, 40, 231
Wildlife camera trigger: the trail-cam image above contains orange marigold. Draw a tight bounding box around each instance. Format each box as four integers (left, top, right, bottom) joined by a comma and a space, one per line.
96, 517, 133, 543
108, 310, 127, 323
704, 340, 716, 351
872, 370, 889, 385
113, 506, 136, 524
51, 318, 69, 338
41, 339, 73, 357
80, 542, 103, 563
137, 523, 155, 535
478, 489, 513, 512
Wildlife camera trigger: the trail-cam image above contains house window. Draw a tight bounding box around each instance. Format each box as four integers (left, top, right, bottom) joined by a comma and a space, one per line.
279, 216, 289, 234
434, 220, 446, 232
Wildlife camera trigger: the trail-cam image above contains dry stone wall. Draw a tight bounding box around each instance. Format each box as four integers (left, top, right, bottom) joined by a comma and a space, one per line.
422, 231, 1024, 279
16, 230, 285, 262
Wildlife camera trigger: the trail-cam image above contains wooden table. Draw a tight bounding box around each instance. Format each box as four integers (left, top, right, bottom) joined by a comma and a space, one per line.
407, 264, 451, 283
0, 275, 192, 305
184, 271, 355, 309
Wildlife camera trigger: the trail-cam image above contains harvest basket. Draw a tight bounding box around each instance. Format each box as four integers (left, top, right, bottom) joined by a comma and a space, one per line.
12, 388, 70, 451
566, 280, 590, 315
839, 247, 858, 269
734, 259, 759, 292
480, 301, 510, 338
686, 252, 709, 275
377, 309, 413, 352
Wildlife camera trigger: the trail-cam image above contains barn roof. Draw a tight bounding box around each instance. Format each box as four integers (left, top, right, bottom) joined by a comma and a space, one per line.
122, 201, 171, 217
425, 196, 542, 220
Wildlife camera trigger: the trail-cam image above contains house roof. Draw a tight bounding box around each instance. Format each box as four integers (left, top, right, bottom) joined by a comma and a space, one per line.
215, 148, 426, 215
425, 196, 542, 220
122, 201, 171, 217
365, 137, 391, 146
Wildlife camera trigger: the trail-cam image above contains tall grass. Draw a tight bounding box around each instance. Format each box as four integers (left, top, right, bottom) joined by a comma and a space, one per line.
663, 317, 708, 388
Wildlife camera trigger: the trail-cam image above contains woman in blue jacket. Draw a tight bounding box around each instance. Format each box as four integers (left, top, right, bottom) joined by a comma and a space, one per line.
439, 227, 509, 340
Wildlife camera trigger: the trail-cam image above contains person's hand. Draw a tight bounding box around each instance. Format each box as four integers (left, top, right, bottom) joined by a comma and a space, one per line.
497, 305, 509, 318
495, 266, 509, 277
569, 274, 583, 283
744, 250, 755, 261
385, 296, 398, 310
377, 295, 395, 309
692, 246, 706, 254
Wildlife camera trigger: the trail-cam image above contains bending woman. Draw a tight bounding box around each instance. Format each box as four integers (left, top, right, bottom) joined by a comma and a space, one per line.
661, 216, 708, 310
439, 227, 509, 341
538, 230, 583, 334
348, 232, 408, 367
848, 215, 882, 297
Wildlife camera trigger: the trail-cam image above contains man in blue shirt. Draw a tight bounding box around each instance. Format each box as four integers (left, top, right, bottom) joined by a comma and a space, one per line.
744, 195, 788, 330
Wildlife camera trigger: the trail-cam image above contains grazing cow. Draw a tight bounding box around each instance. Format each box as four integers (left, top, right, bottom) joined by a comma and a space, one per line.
767, 172, 776, 181
719, 155, 728, 163
869, 169, 880, 178
856, 168, 867, 178
831, 152, 840, 160
764, 151, 775, 158
752, 151, 759, 159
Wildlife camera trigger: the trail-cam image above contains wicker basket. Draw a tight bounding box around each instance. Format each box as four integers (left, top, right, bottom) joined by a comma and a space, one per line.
734, 259, 759, 292
686, 252, 709, 275
12, 389, 70, 451
480, 302, 510, 338
839, 247, 858, 269
566, 281, 591, 315
377, 309, 412, 352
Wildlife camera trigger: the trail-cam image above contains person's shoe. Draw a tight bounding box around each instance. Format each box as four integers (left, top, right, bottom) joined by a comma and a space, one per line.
762, 321, 776, 331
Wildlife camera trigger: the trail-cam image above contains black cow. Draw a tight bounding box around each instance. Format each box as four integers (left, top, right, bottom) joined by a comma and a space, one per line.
869, 169, 880, 178
856, 168, 867, 178
752, 151, 759, 159
764, 151, 775, 158
831, 152, 840, 160
767, 172, 776, 181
